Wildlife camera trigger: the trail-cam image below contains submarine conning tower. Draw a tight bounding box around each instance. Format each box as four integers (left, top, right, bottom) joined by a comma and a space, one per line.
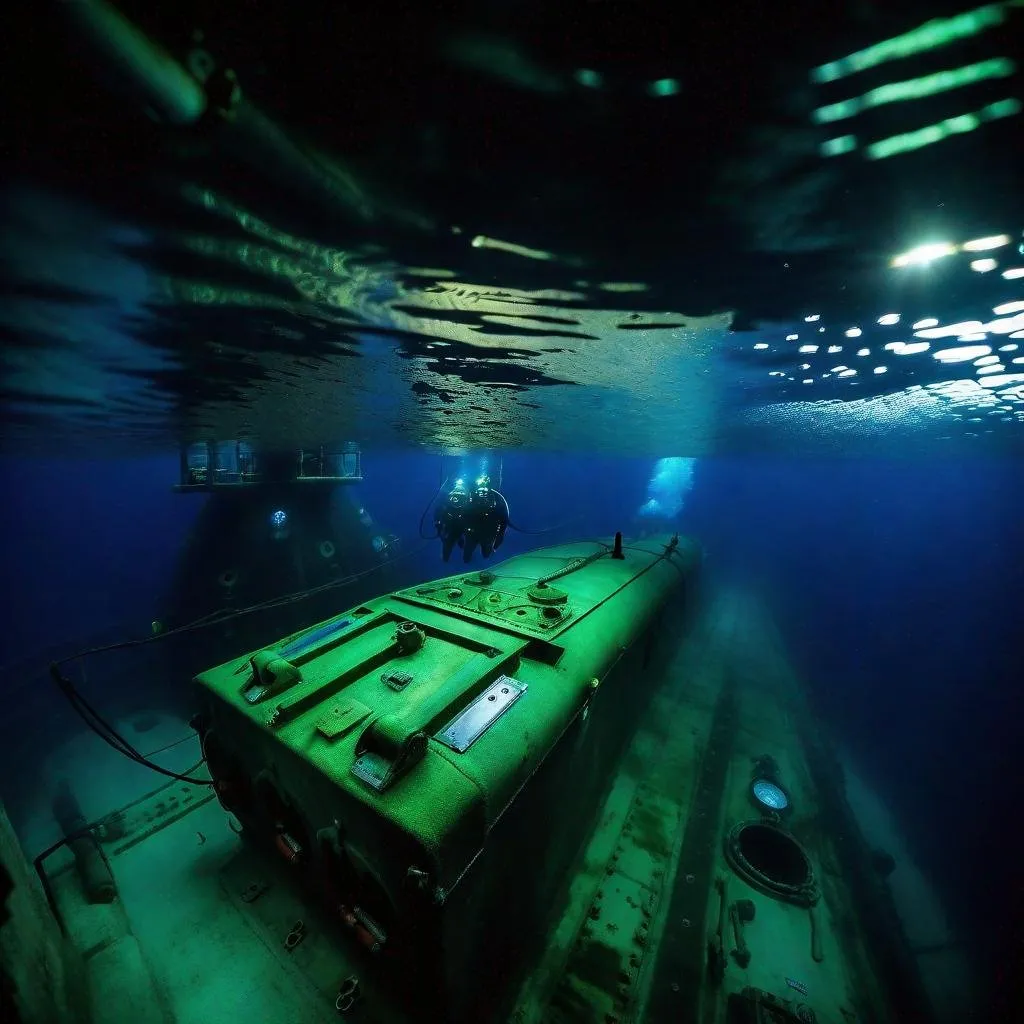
192, 532, 700, 1021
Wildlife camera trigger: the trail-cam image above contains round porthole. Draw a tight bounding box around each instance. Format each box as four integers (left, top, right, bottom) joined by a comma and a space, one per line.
725, 822, 817, 905
751, 778, 790, 813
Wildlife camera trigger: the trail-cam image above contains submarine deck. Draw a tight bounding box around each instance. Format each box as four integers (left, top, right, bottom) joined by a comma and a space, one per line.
26, 586, 974, 1024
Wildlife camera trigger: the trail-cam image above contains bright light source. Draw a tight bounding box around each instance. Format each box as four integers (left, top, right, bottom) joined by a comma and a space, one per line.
799, 345, 819, 353
751, 780, 789, 811
878, 313, 900, 325
754, 343, 769, 350
913, 317, 939, 329
828, 345, 842, 353
884, 342, 904, 352
805, 314, 821, 322
1000, 344, 1019, 352
975, 355, 1001, 365
958, 333, 989, 341
819, 327, 826, 333
845, 327, 863, 337
874, 366, 888, 374
933, 345, 992, 363
786, 334, 799, 341
839, 368, 857, 377
802, 378, 813, 384
270, 509, 288, 528
994, 301, 1024, 315
971, 258, 998, 272
915, 320, 983, 339
1003, 268, 1024, 280
978, 374, 1024, 388
857, 348, 870, 356
899, 342, 930, 355
962, 234, 1011, 251
891, 242, 956, 267
977, 364, 1006, 375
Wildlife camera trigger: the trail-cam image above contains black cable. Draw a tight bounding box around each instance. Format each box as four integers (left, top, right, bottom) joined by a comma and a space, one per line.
50, 664, 214, 786
418, 476, 448, 539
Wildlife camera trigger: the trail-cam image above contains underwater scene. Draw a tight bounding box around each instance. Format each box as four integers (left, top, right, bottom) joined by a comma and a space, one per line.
1, 2, 1022, 1022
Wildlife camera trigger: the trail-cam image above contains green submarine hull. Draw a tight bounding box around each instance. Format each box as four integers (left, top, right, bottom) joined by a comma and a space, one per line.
192, 534, 699, 1019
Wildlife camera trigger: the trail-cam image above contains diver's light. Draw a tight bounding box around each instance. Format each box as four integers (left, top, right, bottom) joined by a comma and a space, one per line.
270, 509, 288, 528
971, 258, 998, 272
877, 313, 901, 325
891, 242, 956, 267
963, 234, 1012, 252
751, 779, 789, 811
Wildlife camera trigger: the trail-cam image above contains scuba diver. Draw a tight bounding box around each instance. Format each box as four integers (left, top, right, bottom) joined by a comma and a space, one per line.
434, 475, 509, 563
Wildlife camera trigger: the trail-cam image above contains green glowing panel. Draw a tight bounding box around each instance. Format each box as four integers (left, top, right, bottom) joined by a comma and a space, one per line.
813, 57, 1015, 124
648, 78, 680, 97
811, 3, 1007, 83
866, 96, 1021, 159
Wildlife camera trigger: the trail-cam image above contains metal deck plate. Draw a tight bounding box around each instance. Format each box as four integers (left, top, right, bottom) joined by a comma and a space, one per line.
436, 675, 527, 753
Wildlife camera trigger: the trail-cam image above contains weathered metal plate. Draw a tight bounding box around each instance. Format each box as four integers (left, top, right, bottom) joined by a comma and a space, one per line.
435, 675, 527, 753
